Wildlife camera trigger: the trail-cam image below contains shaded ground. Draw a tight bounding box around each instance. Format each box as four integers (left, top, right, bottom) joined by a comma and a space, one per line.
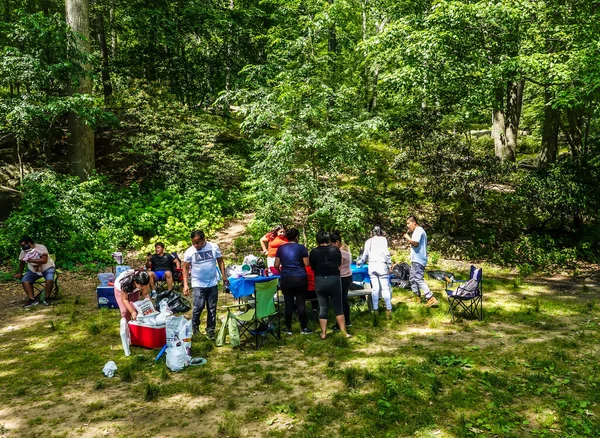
1, 243, 599, 437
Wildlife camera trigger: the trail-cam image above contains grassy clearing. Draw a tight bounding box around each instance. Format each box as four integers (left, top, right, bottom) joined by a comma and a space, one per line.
0, 264, 598, 437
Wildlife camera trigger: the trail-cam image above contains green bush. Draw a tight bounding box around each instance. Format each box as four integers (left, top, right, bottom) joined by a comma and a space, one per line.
0, 171, 241, 268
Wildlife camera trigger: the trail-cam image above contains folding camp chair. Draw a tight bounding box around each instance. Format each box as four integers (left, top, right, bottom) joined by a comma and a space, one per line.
445, 265, 482, 322
33, 254, 61, 303
223, 278, 281, 348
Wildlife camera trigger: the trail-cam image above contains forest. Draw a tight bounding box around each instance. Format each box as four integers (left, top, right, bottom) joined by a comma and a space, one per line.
1, 0, 600, 269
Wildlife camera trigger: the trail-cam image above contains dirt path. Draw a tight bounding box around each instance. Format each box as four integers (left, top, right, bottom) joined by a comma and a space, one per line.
212, 212, 254, 254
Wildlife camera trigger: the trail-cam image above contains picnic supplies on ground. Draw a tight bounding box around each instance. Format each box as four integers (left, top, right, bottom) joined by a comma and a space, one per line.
120, 318, 131, 356
166, 315, 192, 352
133, 298, 158, 317
155, 290, 191, 314
129, 321, 166, 349
102, 360, 117, 377
98, 272, 115, 286
166, 343, 188, 372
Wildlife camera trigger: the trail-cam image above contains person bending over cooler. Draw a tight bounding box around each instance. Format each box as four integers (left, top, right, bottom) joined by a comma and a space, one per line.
114, 269, 151, 321
146, 242, 181, 296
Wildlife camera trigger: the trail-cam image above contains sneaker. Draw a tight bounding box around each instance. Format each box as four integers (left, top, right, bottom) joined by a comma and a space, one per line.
150, 290, 157, 299
331, 324, 340, 332
41, 300, 50, 306
426, 297, 439, 308
283, 328, 293, 335
23, 299, 39, 308
301, 327, 313, 335
206, 331, 216, 340
346, 322, 352, 328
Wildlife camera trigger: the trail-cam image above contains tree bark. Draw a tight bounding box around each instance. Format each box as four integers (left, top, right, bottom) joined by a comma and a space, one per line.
96, 12, 113, 103
538, 88, 559, 168
565, 107, 583, 157
491, 86, 507, 160
66, 0, 95, 180
504, 79, 523, 161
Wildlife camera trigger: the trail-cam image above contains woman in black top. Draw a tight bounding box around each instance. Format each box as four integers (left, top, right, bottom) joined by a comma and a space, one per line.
309, 231, 351, 340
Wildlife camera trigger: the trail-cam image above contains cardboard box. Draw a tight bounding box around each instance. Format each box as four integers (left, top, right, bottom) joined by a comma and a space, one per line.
97, 286, 118, 309
129, 321, 166, 349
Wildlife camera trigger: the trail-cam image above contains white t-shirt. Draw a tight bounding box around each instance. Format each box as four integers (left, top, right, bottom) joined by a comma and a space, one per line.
114, 269, 134, 293
183, 242, 222, 288
359, 236, 391, 274
19, 244, 55, 273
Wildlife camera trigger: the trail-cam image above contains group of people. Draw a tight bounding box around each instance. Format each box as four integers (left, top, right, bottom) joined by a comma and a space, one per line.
14, 215, 437, 342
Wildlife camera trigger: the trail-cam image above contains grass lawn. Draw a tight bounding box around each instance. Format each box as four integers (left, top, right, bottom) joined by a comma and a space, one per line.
0, 262, 598, 437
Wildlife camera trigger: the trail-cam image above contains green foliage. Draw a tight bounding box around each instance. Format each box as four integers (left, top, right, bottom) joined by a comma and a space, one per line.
0, 170, 238, 267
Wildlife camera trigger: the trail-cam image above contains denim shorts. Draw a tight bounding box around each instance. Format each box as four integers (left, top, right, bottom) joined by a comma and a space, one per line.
22, 267, 56, 283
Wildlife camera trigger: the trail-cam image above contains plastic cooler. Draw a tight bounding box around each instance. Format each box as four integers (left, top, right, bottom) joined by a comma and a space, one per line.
97, 286, 118, 309
129, 321, 166, 349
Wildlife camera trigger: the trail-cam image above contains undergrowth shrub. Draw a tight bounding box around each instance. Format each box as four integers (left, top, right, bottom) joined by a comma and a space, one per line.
0, 170, 243, 267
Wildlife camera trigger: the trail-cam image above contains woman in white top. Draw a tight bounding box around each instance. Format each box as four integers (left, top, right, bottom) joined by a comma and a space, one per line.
114, 269, 150, 321
357, 225, 392, 318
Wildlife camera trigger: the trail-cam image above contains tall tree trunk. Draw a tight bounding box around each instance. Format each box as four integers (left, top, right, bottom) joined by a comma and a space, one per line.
504, 79, 523, 161
538, 88, 559, 168
96, 12, 113, 103
66, 0, 95, 180
566, 107, 583, 157
109, 7, 117, 57
491, 86, 507, 160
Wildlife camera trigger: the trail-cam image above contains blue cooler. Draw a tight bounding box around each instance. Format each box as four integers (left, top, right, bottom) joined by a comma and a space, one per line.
97, 285, 118, 309
116, 265, 131, 277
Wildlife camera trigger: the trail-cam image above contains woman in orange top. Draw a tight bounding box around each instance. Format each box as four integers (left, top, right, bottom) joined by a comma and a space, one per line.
260, 225, 287, 268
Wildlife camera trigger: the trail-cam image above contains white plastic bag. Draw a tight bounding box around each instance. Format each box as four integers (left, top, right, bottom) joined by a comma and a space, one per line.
120, 317, 131, 356
102, 360, 117, 377
166, 343, 188, 372
166, 315, 192, 361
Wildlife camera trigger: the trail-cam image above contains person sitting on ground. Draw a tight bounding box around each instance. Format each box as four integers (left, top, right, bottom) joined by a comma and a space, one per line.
309, 231, 351, 340
330, 231, 353, 330
14, 236, 56, 308
146, 242, 181, 295
274, 228, 312, 335
404, 215, 438, 307
114, 269, 151, 321
356, 225, 393, 318
260, 225, 288, 268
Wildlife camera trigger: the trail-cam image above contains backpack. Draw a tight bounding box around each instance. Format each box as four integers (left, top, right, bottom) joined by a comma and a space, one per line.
454, 278, 479, 298
391, 263, 410, 281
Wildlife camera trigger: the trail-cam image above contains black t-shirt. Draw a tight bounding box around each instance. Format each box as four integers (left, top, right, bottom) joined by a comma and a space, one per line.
151, 253, 175, 272
309, 245, 342, 277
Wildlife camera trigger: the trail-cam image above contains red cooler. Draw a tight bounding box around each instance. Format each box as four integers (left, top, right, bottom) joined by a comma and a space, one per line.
128, 321, 166, 349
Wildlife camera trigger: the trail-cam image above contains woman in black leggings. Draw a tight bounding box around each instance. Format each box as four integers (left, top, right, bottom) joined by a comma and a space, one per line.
330, 231, 353, 330
309, 231, 351, 340
274, 228, 312, 335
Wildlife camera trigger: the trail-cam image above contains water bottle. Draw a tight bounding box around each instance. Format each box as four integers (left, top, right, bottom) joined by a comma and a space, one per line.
260, 268, 265, 277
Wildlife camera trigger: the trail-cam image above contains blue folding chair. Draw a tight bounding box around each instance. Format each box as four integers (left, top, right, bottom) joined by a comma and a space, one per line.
445, 265, 483, 321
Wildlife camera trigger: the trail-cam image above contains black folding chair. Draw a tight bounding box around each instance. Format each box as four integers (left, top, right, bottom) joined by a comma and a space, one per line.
444, 265, 483, 321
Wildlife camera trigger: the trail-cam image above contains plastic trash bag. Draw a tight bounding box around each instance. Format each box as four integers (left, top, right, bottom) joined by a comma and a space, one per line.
98, 272, 115, 285
102, 360, 118, 377
155, 290, 191, 314
166, 343, 188, 372
120, 318, 131, 356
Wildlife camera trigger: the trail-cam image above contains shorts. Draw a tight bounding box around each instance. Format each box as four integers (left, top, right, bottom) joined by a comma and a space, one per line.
154, 270, 169, 281
22, 267, 55, 283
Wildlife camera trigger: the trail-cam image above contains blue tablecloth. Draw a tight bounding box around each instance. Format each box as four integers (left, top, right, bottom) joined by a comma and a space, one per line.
351, 263, 370, 284
228, 275, 281, 299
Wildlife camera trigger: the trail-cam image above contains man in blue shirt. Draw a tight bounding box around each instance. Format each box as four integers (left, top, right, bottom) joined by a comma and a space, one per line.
183, 230, 229, 339
404, 216, 438, 308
